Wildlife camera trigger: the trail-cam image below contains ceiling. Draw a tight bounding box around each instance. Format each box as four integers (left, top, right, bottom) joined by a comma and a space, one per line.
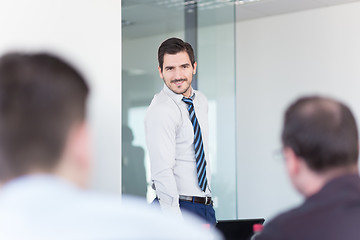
122, 0, 360, 39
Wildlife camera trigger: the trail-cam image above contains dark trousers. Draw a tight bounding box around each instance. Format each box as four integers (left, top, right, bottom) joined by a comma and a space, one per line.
152, 197, 217, 225
179, 199, 217, 226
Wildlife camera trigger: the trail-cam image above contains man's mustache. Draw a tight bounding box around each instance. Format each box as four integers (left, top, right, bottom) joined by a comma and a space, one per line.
171, 79, 187, 83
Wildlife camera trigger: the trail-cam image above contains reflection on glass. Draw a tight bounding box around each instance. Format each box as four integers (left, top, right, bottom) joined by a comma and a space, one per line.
122, 125, 147, 198
128, 106, 154, 201
122, 1, 185, 202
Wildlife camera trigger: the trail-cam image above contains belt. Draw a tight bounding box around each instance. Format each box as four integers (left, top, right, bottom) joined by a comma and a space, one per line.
179, 195, 213, 205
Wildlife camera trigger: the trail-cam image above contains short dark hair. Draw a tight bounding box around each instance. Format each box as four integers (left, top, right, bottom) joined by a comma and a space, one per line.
282, 96, 359, 172
0, 52, 89, 181
158, 37, 195, 71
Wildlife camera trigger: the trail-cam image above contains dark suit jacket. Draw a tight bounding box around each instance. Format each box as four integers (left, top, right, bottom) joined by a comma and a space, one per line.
255, 174, 360, 240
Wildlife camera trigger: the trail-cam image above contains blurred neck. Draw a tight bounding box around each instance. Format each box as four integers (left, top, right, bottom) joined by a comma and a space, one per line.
300, 164, 358, 197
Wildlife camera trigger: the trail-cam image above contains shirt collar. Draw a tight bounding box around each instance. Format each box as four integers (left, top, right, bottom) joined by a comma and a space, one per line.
0, 174, 77, 196
162, 83, 195, 103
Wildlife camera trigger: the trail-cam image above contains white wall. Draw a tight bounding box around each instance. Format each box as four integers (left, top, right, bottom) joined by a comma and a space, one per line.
0, 0, 121, 193
236, 2, 360, 221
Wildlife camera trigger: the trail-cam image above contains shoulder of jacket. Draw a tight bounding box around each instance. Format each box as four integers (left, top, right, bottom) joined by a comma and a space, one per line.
266, 204, 306, 229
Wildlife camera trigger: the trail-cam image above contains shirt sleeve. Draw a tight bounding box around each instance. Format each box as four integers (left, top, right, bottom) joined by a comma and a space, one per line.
144, 101, 182, 217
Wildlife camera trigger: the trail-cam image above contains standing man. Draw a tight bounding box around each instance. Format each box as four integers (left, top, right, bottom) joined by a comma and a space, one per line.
145, 37, 216, 225
255, 96, 360, 240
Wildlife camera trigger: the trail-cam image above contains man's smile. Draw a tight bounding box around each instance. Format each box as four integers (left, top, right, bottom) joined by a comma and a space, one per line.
171, 79, 186, 86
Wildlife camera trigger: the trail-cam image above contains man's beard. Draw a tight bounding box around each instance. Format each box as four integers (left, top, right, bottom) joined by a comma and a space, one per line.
170, 78, 186, 84
163, 78, 191, 95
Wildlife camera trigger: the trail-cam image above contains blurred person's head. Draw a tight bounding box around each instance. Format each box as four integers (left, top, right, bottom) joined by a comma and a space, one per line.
157, 37, 197, 98
122, 125, 134, 144
281, 96, 359, 197
0, 52, 90, 187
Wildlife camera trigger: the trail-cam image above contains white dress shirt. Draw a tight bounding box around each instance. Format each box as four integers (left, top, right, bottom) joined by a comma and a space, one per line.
0, 174, 222, 240
145, 84, 212, 215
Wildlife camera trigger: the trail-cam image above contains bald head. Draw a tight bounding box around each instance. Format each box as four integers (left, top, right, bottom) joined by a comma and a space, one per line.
282, 96, 359, 172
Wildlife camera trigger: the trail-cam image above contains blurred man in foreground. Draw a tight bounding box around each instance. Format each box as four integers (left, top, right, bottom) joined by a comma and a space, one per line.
0, 52, 221, 240
255, 96, 360, 240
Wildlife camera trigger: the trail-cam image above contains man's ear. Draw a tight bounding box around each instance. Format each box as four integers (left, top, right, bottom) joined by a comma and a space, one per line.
66, 121, 91, 187
55, 121, 91, 188
193, 62, 197, 75
283, 147, 300, 177
158, 66, 164, 79
72, 122, 91, 170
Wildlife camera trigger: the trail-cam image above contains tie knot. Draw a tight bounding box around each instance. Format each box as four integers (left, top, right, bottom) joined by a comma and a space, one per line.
182, 97, 193, 105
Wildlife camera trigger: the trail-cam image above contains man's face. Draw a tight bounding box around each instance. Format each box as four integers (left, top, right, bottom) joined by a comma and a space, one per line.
158, 51, 197, 98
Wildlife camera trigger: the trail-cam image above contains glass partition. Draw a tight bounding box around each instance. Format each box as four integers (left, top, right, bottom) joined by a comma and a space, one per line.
197, 3, 237, 220
122, 0, 237, 219
122, 1, 184, 200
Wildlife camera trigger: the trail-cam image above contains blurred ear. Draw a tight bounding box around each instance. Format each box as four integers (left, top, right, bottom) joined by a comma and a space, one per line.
72, 122, 91, 169
283, 147, 300, 178
61, 121, 92, 188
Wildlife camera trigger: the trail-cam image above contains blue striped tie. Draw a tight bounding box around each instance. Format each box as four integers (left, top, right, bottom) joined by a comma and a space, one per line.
182, 97, 208, 192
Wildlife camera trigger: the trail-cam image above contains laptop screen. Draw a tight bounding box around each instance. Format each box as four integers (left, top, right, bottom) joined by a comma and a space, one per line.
216, 218, 265, 240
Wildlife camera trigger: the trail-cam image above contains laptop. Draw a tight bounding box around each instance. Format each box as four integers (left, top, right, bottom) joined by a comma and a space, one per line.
216, 218, 265, 240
